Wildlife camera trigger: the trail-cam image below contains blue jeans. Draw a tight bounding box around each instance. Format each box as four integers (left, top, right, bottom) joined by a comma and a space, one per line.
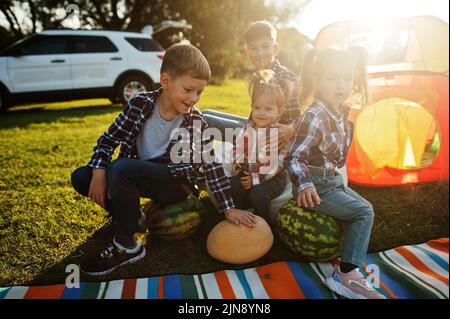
308, 174, 374, 266
71, 158, 194, 245
202, 109, 247, 141
230, 170, 287, 227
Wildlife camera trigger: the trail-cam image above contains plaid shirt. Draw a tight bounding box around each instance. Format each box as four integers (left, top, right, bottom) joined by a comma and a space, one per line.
285, 99, 354, 194
271, 60, 301, 127
232, 120, 288, 183
88, 89, 235, 213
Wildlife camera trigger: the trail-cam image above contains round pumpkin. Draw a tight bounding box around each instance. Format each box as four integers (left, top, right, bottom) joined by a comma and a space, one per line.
277, 199, 343, 262
142, 195, 202, 240
206, 215, 273, 264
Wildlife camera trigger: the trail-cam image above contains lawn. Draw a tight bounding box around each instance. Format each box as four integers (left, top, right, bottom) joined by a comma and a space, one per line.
0, 79, 448, 286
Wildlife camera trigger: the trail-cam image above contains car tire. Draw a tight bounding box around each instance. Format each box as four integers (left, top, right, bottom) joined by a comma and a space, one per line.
115, 75, 153, 104
0, 87, 12, 112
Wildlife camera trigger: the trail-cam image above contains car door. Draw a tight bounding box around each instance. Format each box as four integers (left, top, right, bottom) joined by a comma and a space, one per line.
69, 35, 127, 89
7, 35, 72, 93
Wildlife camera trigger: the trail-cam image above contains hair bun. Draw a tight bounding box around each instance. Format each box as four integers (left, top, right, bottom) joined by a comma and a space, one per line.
249, 69, 295, 109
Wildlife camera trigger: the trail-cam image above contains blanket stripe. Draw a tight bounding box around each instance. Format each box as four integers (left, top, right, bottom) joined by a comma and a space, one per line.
1, 238, 448, 299
235, 270, 253, 298
385, 249, 447, 298
225, 270, 247, 298
309, 262, 339, 299
214, 271, 235, 298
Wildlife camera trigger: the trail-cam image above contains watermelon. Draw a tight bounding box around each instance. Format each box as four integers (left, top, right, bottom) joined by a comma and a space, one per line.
142, 195, 202, 240
277, 199, 344, 262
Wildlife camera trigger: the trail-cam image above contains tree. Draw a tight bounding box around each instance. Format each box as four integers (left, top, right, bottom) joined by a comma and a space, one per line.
0, 0, 175, 49
0, 0, 25, 39
277, 27, 311, 75
0, 0, 73, 44
71, 0, 310, 80
73, 0, 171, 30
0, 25, 16, 50
165, 0, 309, 81
0, 0, 312, 80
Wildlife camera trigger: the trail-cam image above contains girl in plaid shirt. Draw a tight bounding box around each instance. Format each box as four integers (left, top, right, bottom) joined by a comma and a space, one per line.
230, 69, 294, 227
285, 47, 386, 299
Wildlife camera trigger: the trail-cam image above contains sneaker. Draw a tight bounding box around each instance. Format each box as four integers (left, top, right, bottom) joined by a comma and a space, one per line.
325, 265, 387, 299
81, 238, 146, 276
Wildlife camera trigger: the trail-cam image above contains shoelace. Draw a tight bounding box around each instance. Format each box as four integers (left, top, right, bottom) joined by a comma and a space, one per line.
352, 270, 375, 290
358, 278, 375, 290
100, 243, 116, 259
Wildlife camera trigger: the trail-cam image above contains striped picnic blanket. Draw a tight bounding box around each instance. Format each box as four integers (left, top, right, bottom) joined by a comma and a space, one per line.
1, 238, 448, 299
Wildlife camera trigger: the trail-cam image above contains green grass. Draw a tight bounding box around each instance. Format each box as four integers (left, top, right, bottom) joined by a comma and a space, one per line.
0, 80, 448, 286
197, 79, 251, 116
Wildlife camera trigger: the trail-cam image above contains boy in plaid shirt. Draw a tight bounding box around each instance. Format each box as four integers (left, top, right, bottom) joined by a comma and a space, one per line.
203, 20, 301, 150
71, 43, 256, 276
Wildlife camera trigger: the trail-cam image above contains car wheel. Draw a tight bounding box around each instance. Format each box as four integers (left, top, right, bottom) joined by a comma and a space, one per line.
0, 88, 12, 112
116, 76, 152, 104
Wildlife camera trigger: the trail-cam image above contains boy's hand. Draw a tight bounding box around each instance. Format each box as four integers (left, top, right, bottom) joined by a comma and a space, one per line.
88, 168, 108, 208
267, 124, 295, 150
240, 171, 252, 189
231, 162, 239, 176
296, 186, 321, 208
224, 208, 257, 227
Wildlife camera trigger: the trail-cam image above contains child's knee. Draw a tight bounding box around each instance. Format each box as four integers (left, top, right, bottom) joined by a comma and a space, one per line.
361, 202, 374, 221
106, 158, 129, 183
248, 186, 271, 202
71, 166, 91, 196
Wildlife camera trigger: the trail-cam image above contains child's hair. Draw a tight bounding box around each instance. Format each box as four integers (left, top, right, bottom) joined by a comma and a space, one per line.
160, 42, 211, 81
244, 20, 277, 44
249, 69, 292, 111
299, 47, 369, 107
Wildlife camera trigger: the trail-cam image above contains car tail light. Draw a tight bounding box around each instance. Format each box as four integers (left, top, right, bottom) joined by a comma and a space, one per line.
157, 54, 164, 60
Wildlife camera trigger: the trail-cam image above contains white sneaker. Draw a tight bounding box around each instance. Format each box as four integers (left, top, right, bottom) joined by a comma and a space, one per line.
325, 265, 387, 299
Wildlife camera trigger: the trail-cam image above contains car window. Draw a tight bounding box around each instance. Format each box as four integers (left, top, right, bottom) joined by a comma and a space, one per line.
70, 36, 118, 53
125, 37, 163, 52
20, 35, 69, 55
0, 35, 36, 56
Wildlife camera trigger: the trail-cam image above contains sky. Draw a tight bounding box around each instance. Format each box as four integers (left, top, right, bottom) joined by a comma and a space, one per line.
285, 0, 449, 39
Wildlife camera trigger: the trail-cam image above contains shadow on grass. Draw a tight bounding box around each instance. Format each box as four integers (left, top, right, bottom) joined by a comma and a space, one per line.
24, 183, 449, 286
0, 104, 122, 130
26, 198, 300, 286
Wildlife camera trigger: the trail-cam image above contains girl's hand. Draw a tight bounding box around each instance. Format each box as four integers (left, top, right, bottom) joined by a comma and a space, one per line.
240, 171, 252, 189
88, 168, 108, 208
224, 208, 257, 227
267, 124, 295, 150
296, 186, 321, 208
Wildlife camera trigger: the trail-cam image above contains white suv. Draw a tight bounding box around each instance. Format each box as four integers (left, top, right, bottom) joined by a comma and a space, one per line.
0, 29, 165, 111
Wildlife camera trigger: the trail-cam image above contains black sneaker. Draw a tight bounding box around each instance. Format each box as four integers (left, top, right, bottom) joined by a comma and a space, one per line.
81, 239, 146, 276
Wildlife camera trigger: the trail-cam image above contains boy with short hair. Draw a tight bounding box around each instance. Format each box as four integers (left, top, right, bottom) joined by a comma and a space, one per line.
71, 43, 256, 276
203, 20, 301, 148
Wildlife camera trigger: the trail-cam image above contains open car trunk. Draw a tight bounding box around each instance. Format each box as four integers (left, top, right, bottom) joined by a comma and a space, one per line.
315, 15, 449, 186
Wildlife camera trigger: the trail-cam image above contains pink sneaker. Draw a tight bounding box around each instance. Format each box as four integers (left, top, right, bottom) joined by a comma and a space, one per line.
325, 265, 387, 299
